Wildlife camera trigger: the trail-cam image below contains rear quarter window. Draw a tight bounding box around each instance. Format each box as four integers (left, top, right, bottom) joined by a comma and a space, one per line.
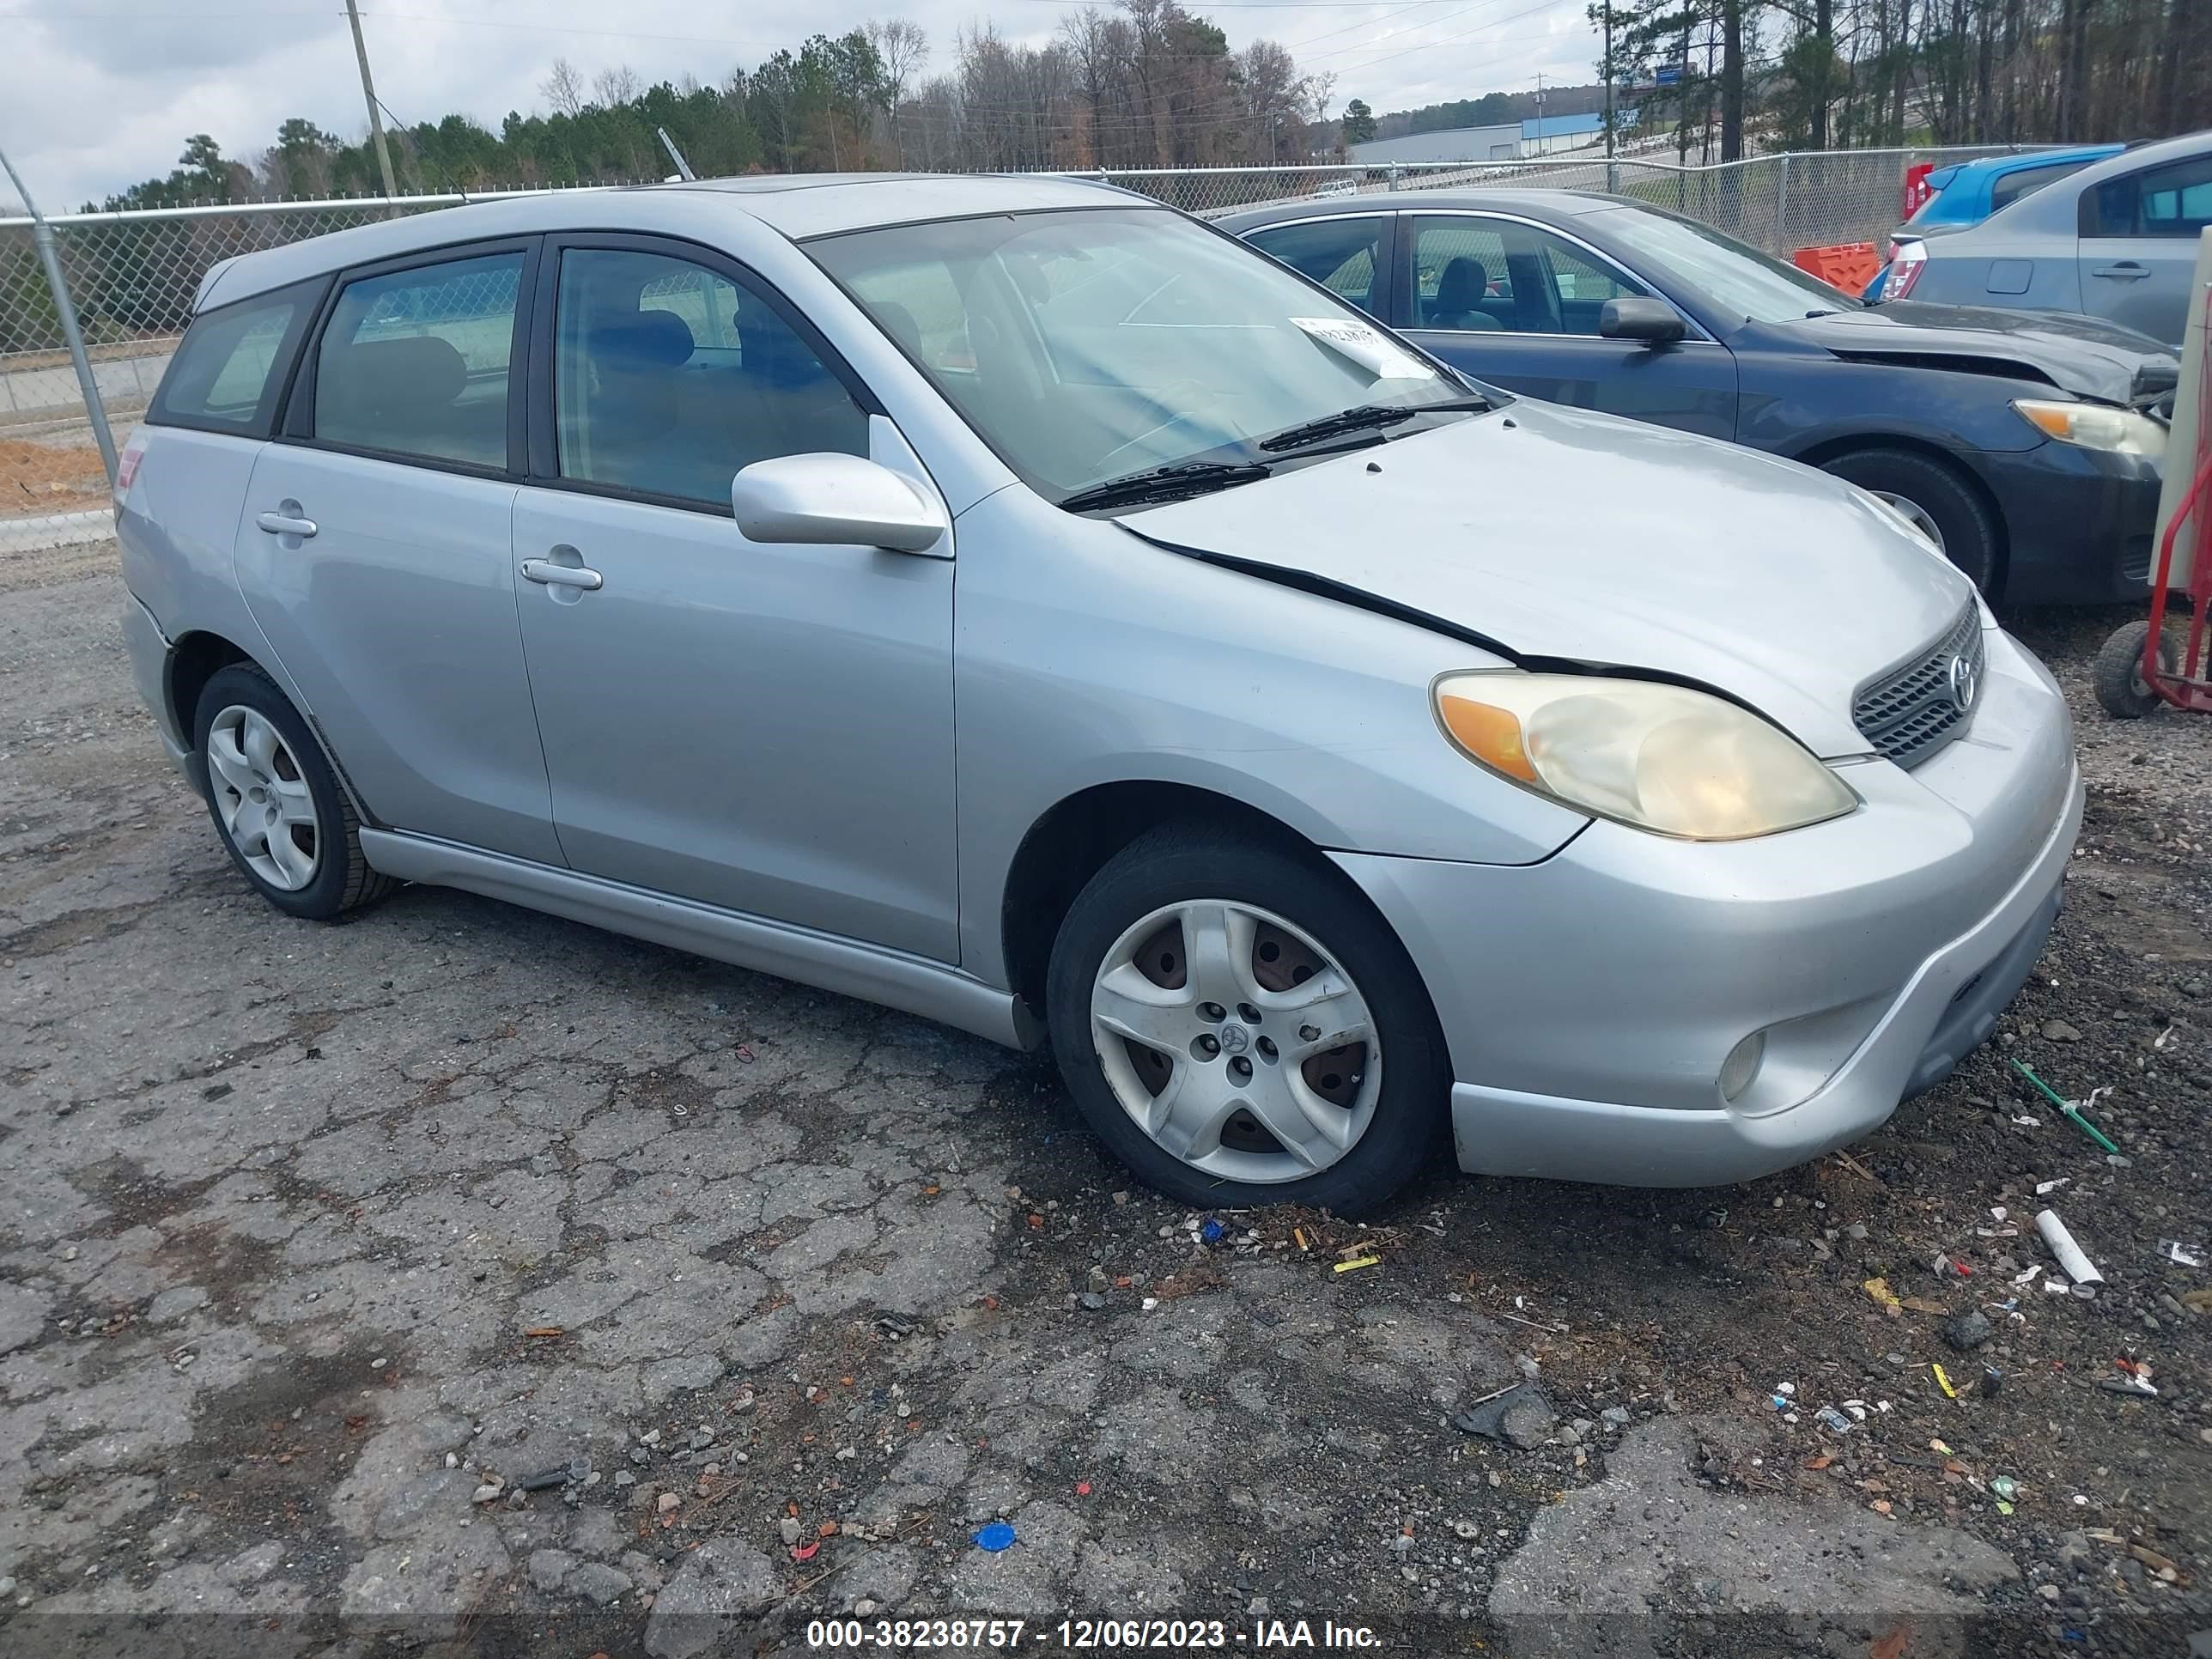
147, 278, 323, 436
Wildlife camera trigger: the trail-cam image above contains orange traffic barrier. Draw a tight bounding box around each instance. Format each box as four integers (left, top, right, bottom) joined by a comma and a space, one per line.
1791, 241, 1882, 295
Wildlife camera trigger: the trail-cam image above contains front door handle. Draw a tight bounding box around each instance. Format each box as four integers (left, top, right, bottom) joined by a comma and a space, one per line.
2091, 262, 2149, 279
520, 558, 603, 591
256, 510, 318, 538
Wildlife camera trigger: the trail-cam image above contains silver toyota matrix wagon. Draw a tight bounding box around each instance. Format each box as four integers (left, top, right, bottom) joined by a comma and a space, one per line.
116, 175, 2082, 1212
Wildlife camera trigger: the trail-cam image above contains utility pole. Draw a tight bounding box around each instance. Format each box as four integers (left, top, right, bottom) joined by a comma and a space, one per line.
1602, 4, 1615, 167
1534, 72, 1547, 154
344, 0, 401, 205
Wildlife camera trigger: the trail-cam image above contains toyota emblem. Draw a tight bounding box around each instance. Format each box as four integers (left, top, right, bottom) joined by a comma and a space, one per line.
1947, 652, 1980, 713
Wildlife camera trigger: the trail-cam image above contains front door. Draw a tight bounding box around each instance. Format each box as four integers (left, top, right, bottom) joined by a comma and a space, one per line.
510, 238, 960, 961
234, 241, 562, 866
2076, 149, 2212, 346
1397, 213, 1740, 441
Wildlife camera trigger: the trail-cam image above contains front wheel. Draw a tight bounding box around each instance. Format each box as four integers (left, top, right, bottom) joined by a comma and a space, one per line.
1820, 447, 2002, 594
1044, 824, 1449, 1214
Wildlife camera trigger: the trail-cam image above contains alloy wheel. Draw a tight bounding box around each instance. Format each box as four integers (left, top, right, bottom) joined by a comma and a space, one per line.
1872, 489, 1946, 554
1088, 899, 1380, 1183
205, 705, 321, 891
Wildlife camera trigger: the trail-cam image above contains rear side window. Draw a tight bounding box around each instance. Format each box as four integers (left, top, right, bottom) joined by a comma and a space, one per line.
1244, 218, 1388, 317
313, 251, 524, 469
2087, 155, 2212, 238
1986, 159, 2090, 214
148, 280, 319, 435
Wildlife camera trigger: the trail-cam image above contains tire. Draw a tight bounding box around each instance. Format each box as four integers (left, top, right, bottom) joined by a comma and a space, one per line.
2092, 619, 2172, 720
1044, 823, 1449, 1215
1820, 447, 2002, 595
191, 663, 395, 921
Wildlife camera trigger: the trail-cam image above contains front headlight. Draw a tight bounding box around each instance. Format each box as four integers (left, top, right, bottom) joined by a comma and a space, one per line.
1431, 672, 1859, 840
2013, 398, 2166, 459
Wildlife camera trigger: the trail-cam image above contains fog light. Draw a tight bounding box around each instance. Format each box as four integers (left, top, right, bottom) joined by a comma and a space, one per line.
1719, 1031, 1766, 1103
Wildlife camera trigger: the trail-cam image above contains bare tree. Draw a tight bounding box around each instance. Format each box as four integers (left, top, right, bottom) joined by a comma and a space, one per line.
541, 57, 586, 118
866, 19, 929, 161
592, 64, 642, 108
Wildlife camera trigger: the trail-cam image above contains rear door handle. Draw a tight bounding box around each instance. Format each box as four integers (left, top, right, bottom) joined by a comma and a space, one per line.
256, 511, 318, 538
2091, 262, 2149, 279
520, 558, 603, 591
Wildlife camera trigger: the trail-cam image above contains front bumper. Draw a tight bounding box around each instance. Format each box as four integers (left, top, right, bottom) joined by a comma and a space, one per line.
1984, 440, 2161, 605
1334, 625, 2081, 1188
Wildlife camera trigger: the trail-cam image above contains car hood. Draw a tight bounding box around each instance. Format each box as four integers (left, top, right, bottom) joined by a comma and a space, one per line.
1122, 401, 1975, 759
1790, 301, 2179, 403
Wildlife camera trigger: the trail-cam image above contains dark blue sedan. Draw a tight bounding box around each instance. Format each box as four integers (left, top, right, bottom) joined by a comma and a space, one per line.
1223, 190, 2176, 603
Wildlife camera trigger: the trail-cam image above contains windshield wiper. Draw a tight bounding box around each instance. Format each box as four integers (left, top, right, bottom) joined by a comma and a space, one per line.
1057, 459, 1273, 514
1257, 396, 1491, 454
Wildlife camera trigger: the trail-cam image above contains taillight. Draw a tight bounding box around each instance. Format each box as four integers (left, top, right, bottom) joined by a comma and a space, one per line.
114, 434, 147, 501
1884, 239, 1928, 301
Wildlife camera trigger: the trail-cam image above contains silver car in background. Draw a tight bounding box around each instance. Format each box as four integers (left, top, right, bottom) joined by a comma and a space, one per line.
116, 176, 2081, 1211
1891, 128, 2212, 346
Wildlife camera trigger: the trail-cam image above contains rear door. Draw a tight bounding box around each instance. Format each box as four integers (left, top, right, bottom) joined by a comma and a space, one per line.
1396, 212, 1738, 440
2077, 148, 2212, 346
234, 240, 562, 865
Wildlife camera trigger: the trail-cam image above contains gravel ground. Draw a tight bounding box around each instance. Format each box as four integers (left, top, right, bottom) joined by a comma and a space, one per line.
0, 546, 2205, 1658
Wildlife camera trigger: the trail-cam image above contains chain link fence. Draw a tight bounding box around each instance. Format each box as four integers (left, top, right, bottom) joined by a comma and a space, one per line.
0, 146, 2038, 555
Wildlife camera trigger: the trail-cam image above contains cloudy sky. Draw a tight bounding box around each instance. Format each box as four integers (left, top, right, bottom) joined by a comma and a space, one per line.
1, 0, 1602, 210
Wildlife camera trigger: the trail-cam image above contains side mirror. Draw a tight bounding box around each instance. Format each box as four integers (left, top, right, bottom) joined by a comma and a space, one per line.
731, 453, 946, 555
1598, 296, 1687, 344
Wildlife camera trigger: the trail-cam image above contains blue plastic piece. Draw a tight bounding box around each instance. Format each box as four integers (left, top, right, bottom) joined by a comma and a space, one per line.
974, 1522, 1017, 1553
1200, 1217, 1225, 1244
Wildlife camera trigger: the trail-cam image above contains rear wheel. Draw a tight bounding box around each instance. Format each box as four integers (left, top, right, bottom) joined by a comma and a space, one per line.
1820, 447, 2002, 594
2092, 619, 2173, 720
191, 664, 394, 920
1045, 823, 1448, 1214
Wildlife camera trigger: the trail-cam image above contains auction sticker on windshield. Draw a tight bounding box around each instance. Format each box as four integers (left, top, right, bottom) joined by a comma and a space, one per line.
1289, 316, 1430, 380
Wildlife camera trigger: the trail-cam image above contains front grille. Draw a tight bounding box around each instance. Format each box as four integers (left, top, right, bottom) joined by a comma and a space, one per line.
1852, 604, 1985, 768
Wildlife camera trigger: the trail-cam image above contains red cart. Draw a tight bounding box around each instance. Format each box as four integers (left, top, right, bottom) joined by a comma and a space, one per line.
2095, 280, 2212, 720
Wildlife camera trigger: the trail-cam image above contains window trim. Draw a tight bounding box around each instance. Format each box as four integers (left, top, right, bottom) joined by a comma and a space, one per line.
1399, 210, 1721, 345
146, 274, 331, 440
524, 230, 884, 520
278, 235, 542, 482
1239, 211, 1398, 323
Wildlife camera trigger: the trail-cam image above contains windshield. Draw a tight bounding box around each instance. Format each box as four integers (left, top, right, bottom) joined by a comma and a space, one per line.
806, 207, 1475, 501
1590, 204, 1862, 326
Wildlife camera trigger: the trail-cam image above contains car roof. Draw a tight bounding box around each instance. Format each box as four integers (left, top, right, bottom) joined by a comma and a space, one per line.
1947, 144, 2124, 179
1954, 127, 2212, 236
1219, 188, 1607, 230
196, 173, 1146, 310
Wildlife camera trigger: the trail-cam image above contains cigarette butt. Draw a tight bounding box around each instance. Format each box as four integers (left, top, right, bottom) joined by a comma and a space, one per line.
1293, 1227, 1308, 1251
1334, 1255, 1381, 1273
1932, 1364, 1958, 1399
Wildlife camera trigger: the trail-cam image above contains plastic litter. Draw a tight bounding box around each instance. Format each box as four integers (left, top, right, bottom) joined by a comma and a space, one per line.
1334, 1255, 1380, 1274
1979, 1365, 2002, 1398
2036, 1209, 2106, 1297
2008, 1060, 2120, 1152
2160, 1239, 2206, 1267
1863, 1278, 1902, 1314
1200, 1217, 1226, 1245
2098, 1374, 2160, 1398
973, 1522, 1018, 1553
1816, 1406, 1854, 1432
2035, 1178, 2069, 1196
1990, 1475, 2019, 1502
1931, 1364, 1958, 1399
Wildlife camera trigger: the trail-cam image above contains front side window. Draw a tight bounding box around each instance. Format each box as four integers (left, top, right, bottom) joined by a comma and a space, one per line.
2091, 155, 2212, 238
807, 208, 1472, 501
313, 251, 523, 468
552, 247, 865, 508
149, 281, 315, 434
1243, 217, 1387, 316
1413, 221, 1512, 331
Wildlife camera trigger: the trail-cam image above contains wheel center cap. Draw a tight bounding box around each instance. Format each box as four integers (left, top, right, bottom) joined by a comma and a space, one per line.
1215, 1023, 1250, 1056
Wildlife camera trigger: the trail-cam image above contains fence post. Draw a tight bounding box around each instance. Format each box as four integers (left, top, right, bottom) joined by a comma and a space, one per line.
1775, 153, 1792, 250
1389, 165, 1401, 191
0, 142, 119, 486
